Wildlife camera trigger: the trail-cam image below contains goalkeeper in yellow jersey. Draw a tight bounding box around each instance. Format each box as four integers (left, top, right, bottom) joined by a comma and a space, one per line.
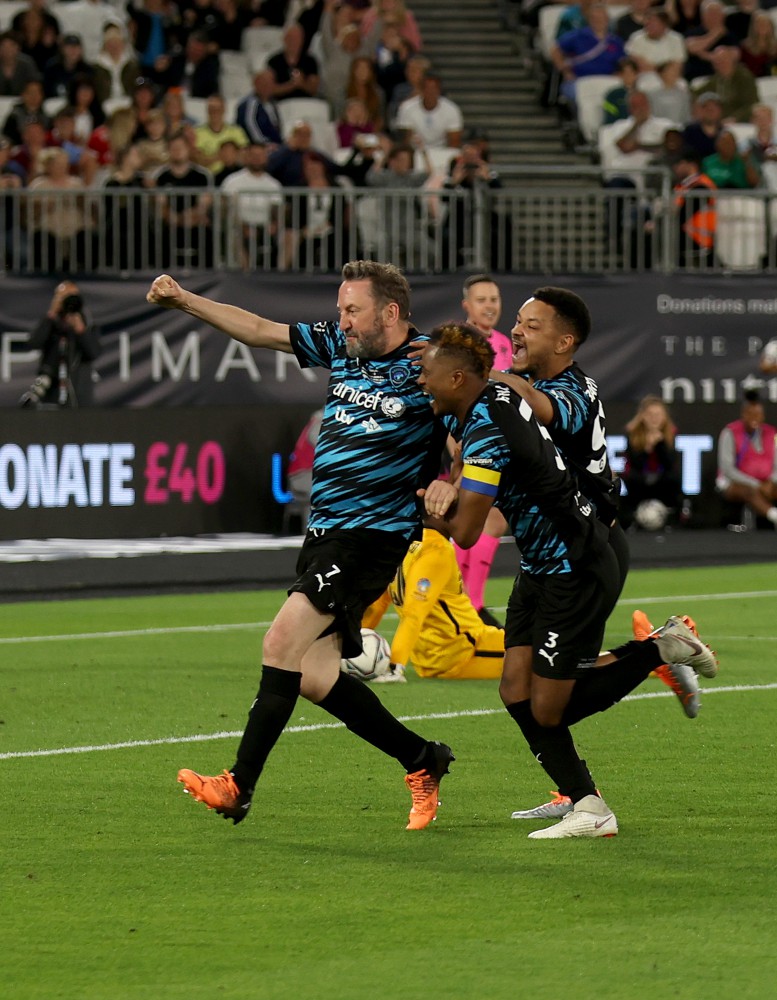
362, 523, 504, 680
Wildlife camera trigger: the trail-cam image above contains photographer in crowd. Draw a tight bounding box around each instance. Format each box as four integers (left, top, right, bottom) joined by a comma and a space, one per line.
20, 281, 100, 408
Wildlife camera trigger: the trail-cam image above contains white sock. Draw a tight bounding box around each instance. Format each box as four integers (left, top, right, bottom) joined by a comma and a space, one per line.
766, 507, 777, 526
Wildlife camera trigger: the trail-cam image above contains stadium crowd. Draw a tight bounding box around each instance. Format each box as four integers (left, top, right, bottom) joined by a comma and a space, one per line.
543, 0, 777, 184
0, 0, 488, 271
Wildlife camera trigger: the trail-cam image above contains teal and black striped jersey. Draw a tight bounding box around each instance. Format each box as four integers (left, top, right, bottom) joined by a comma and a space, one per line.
449, 382, 606, 575
523, 362, 619, 525
290, 321, 443, 536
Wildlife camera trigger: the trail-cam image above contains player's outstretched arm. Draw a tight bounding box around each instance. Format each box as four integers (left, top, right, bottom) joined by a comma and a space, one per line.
146, 274, 293, 353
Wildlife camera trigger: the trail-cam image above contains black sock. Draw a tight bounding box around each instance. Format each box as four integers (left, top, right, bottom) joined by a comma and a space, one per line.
230, 666, 301, 792
608, 639, 664, 667
562, 641, 664, 727
317, 672, 427, 771
507, 700, 596, 802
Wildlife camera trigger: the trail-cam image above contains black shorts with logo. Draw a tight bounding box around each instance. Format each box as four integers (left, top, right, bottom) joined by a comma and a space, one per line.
503, 544, 621, 680
288, 527, 410, 659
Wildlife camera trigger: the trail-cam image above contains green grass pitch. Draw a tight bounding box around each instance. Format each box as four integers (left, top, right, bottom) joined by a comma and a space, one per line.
2, 562, 777, 1000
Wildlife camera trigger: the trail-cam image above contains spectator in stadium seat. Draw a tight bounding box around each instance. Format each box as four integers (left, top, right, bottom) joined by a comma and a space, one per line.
130, 78, 162, 141
267, 119, 334, 185
103, 144, 149, 269
9, 115, 48, 182
666, 0, 702, 35
625, 10, 687, 76
681, 90, 724, 158
0, 29, 42, 97
1, 78, 49, 146
162, 87, 197, 138
702, 127, 760, 187
601, 90, 674, 263
28, 147, 97, 270
336, 97, 378, 150
92, 24, 140, 105
683, 0, 739, 82
134, 107, 172, 174
649, 60, 692, 124
281, 150, 345, 269
725, 0, 758, 44
193, 93, 249, 173
43, 33, 94, 101
318, 4, 372, 116
601, 89, 675, 187
181, 0, 225, 45
12, 0, 61, 41
220, 140, 283, 266
211, 0, 251, 52
361, 0, 422, 52
14, 5, 59, 75
46, 106, 97, 185
555, 0, 595, 40
738, 12, 777, 78
127, 0, 184, 83
163, 29, 221, 97
55, 0, 123, 63
385, 51, 428, 125
68, 74, 105, 142
365, 141, 433, 267
551, 4, 626, 109
251, 0, 290, 27
614, 0, 654, 43
744, 103, 777, 189
691, 45, 758, 122
344, 56, 385, 134
717, 389, 777, 529
395, 73, 463, 149
151, 129, 214, 267
268, 22, 320, 101
211, 138, 242, 185
236, 69, 283, 147
603, 56, 640, 125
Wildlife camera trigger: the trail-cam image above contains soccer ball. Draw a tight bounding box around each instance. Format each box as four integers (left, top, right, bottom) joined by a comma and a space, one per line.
635, 498, 669, 531
341, 628, 391, 681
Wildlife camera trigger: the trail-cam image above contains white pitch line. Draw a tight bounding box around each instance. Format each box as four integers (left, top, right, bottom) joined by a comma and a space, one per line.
2, 684, 776, 762
2, 588, 777, 645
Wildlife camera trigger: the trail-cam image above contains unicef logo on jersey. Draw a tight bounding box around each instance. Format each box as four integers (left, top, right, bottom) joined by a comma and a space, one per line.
381, 396, 406, 418
389, 365, 411, 388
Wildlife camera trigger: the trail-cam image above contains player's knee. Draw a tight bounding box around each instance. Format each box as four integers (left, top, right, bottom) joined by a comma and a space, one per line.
499, 674, 519, 705
531, 701, 564, 727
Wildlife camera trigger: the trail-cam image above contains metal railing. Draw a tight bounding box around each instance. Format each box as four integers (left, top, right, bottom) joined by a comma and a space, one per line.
2, 170, 776, 275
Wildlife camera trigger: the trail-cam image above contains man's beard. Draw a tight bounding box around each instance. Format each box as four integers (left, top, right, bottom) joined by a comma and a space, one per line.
345, 319, 388, 359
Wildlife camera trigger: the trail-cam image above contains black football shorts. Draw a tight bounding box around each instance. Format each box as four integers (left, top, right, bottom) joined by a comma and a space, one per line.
289, 527, 409, 659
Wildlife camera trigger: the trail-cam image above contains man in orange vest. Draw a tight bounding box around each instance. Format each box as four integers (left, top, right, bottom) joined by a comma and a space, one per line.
672, 148, 717, 266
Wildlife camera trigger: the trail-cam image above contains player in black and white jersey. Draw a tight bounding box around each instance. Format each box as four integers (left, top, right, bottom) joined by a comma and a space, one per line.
146, 261, 452, 831
418, 323, 716, 838
492, 286, 628, 590
491, 288, 714, 819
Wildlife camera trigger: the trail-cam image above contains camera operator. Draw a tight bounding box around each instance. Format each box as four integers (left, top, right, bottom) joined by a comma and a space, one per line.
20, 281, 100, 408
441, 135, 506, 270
